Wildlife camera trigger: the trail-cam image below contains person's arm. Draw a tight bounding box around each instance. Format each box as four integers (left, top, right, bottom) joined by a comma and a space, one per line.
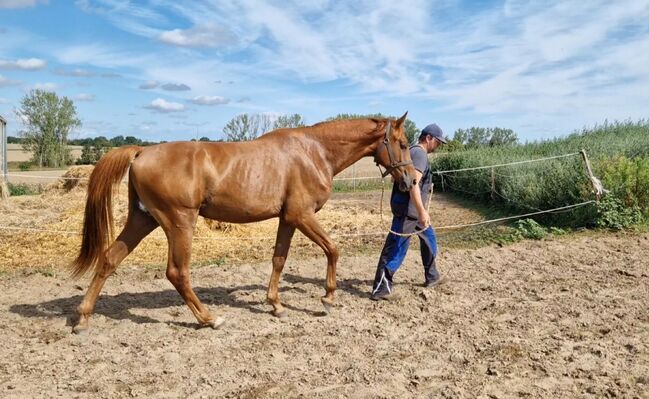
410, 169, 430, 228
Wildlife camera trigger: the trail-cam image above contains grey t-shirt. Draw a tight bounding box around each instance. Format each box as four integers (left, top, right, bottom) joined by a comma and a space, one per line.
390, 145, 432, 219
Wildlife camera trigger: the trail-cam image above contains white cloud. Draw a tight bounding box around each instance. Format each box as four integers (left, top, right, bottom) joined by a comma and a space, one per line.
54, 68, 94, 77
57, 44, 149, 69
144, 98, 186, 113
31, 82, 58, 91
161, 83, 191, 91
139, 80, 159, 90
0, 0, 47, 9
0, 57, 46, 70
159, 25, 237, 48
0, 97, 9, 104
74, 93, 95, 101
190, 95, 229, 105
0, 74, 20, 87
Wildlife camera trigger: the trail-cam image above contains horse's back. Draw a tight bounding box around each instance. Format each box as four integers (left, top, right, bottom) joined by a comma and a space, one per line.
129, 140, 293, 223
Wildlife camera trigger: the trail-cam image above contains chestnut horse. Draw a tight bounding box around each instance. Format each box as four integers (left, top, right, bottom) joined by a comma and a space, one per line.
70, 113, 416, 333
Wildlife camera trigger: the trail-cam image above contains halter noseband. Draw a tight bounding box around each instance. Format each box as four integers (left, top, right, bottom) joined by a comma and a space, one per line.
374, 121, 413, 178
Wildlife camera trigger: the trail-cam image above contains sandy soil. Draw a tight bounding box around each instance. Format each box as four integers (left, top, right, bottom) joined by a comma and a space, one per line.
1, 231, 647, 398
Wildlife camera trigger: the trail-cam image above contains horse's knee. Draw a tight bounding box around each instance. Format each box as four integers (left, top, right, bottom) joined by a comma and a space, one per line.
166, 267, 185, 286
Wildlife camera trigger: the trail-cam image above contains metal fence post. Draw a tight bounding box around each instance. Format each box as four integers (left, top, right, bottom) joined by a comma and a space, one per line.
0, 115, 9, 199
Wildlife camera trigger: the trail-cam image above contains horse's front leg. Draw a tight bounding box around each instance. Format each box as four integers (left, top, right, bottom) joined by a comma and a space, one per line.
295, 213, 339, 313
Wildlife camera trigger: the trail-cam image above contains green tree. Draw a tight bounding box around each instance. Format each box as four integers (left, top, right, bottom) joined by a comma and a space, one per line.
110, 135, 125, 147
76, 142, 109, 165
403, 118, 418, 144
327, 113, 417, 143
92, 136, 110, 147
199, 136, 211, 142
273, 114, 306, 129
124, 136, 140, 145
489, 127, 518, 146
453, 127, 518, 149
224, 113, 273, 141
16, 90, 81, 167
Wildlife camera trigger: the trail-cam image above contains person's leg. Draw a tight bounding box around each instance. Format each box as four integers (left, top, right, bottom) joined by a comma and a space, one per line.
371, 217, 415, 299
418, 225, 441, 286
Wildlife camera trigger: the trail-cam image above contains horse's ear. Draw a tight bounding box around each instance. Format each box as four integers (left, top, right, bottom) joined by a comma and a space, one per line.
395, 111, 408, 129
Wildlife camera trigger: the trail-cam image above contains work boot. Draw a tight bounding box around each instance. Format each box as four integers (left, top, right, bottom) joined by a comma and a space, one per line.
423, 257, 442, 287
371, 266, 394, 301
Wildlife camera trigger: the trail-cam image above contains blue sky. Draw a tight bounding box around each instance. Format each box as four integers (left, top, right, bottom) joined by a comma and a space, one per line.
1, 0, 648, 142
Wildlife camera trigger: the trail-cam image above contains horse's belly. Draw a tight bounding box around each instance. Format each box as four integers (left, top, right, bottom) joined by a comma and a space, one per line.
199, 200, 280, 223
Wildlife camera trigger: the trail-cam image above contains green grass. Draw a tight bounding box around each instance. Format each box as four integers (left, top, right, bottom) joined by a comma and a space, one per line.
429, 120, 649, 228
8, 182, 43, 196
332, 178, 384, 192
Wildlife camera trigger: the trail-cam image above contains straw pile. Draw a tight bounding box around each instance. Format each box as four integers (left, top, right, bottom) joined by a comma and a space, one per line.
46, 165, 94, 192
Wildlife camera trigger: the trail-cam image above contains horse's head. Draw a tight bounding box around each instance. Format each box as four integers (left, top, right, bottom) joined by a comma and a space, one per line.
374, 112, 417, 192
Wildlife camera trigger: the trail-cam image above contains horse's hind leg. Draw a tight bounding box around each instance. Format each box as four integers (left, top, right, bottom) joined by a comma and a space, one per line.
163, 220, 223, 329
267, 219, 296, 317
74, 210, 158, 333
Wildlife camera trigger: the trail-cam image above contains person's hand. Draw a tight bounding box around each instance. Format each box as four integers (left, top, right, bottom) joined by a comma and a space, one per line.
418, 211, 430, 229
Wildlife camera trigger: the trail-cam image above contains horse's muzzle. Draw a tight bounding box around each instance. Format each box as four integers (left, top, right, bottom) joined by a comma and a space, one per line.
398, 172, 416, 192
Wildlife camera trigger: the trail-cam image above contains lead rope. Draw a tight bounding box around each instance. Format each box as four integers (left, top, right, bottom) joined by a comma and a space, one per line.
377, 165, 433, 238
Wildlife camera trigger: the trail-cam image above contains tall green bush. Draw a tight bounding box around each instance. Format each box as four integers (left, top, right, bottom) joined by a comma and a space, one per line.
429, 120, 649, 227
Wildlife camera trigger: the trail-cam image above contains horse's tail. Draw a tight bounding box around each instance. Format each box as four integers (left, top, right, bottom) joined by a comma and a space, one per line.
70, 146, 142, 279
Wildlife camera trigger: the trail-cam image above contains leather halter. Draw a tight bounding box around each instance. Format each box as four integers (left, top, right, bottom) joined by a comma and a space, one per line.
374, 121, 413, 178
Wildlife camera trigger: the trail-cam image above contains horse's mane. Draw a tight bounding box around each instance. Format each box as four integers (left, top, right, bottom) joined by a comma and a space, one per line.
310, 117, 384, 128
258, 117, 387, 141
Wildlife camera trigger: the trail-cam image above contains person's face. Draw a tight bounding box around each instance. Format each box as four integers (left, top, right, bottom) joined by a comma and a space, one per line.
425, 135, 442, 153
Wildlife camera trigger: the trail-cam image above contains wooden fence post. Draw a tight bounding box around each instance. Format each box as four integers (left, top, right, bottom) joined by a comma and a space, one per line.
580, 149, 605, 200
490, 167, 496, 201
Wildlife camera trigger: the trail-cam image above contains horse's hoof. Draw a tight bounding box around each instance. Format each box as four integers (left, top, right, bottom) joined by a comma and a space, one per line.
207, 317, 225, 329
72, 324, 89, 335
321, 297, 334, 315
273, 309, 288, 318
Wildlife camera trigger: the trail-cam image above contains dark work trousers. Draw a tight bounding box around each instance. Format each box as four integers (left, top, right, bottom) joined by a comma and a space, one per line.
372, 216, 439, 295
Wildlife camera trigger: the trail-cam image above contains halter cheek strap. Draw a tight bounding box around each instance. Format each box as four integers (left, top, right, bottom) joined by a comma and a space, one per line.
374, 122, 412, 177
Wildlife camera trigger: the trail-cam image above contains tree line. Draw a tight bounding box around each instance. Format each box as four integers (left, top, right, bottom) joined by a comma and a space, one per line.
10, 90, 519, 167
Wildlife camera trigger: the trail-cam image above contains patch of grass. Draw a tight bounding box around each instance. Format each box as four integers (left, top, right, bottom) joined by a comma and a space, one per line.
8, 182, 42, 196
8, 162, 70, 172
36, 267, 57, 277
195, 256, 228, 268
332, 179, 383, 193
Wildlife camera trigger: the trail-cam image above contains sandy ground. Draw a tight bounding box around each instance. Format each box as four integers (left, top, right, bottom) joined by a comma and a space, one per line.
1, 231, 647, 398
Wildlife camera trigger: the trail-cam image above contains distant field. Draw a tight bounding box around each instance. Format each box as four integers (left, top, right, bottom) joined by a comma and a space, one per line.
7, 144, 83, 164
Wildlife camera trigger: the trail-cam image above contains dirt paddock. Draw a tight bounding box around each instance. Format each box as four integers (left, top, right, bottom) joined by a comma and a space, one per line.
1, 231, 647, 398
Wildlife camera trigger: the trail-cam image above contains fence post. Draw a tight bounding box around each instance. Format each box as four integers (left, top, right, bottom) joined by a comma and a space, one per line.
490, 167, 496, 201
580, 149, 604, 200
0, 115, 8, 199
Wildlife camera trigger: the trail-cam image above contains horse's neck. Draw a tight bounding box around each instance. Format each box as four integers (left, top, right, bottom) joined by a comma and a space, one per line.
314, 122, 384, 176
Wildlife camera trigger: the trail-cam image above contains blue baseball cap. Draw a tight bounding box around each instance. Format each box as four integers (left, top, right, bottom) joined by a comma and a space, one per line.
419, 123, 447, 143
